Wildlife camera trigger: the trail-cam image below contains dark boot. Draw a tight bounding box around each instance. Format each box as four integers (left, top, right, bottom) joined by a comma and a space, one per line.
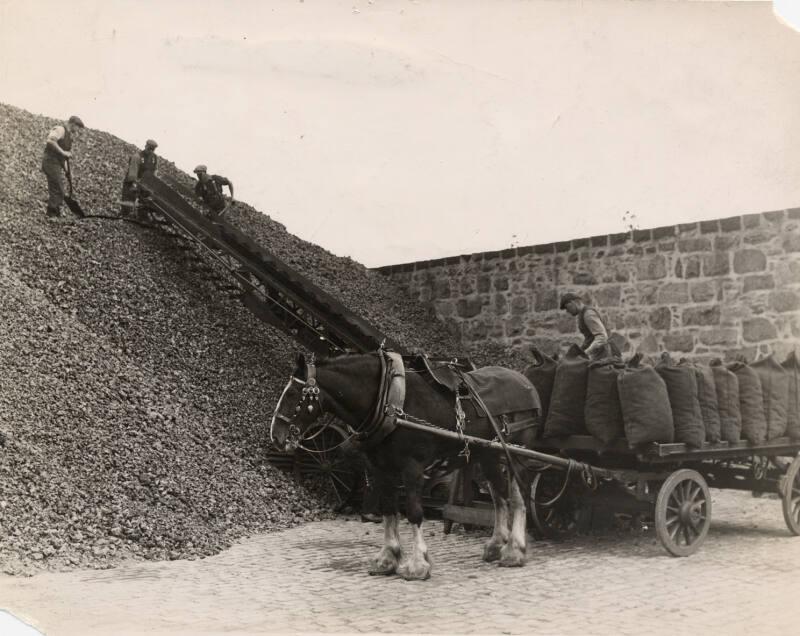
46, 205, 60, 218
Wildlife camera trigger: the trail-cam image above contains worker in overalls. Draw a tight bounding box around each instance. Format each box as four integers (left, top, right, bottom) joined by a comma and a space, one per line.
193, 165, 234, 216
560, 292, 618, 358
121, 139, 159, 219
41, 115, 85, 218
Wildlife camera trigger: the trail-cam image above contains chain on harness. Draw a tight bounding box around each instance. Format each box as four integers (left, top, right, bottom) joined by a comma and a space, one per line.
454, 393, 471, 463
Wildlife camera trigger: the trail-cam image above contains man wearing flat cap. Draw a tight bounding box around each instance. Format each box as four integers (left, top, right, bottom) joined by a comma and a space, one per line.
560, 292, 614, 358
121, 139, 159, 219
193, 165, 234, 216
41, 115, 85, 218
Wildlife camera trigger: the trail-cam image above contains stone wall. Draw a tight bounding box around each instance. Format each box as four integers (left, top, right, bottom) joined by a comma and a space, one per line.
377, 209, 800, 362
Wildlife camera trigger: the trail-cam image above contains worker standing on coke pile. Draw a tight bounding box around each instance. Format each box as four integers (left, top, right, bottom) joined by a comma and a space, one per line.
193, 165, 234, 217
41, 115, 85, 218
560, 292, 619, 359
120, 139, 159, 219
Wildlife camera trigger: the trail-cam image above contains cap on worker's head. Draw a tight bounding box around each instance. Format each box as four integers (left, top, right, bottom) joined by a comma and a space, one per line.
560, 292, 582, 310
145, 139, 158, 149
67, 115, 85, 128
193, 164, 207, 174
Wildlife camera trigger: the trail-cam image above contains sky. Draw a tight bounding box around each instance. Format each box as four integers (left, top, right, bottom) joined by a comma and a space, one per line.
1, 0, 799, 268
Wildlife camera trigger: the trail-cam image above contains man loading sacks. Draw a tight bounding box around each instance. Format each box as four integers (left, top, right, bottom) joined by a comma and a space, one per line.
560, 292, 619, 359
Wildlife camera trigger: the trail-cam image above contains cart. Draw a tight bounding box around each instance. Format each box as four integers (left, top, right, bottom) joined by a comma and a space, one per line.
427, 423, 800, 557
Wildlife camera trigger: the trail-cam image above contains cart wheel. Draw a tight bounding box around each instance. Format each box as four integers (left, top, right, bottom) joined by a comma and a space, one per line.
529, 470, 588, 540
655, 469, 711, 557
780, 454, 800, 536
294, 417, 360, 510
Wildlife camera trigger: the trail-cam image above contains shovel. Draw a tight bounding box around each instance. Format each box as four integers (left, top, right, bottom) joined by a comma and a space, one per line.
63, 159, 86, 218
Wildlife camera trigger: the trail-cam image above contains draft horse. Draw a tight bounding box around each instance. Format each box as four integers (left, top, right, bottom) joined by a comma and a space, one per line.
270, 350, 541, 580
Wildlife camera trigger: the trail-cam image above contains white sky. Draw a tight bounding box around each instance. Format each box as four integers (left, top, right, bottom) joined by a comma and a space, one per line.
1, 0, 798, 267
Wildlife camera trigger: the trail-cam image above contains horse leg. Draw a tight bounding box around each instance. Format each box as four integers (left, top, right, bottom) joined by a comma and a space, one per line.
480, 456, 510, 562
499, 472, 527, 567
397, 460, 431, 581
367, 473, 402, 576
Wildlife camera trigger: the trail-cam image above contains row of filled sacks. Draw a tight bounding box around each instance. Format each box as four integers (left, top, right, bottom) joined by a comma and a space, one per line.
525, 346, 800, 448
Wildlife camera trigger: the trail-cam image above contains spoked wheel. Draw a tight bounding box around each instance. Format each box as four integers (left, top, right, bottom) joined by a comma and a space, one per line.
655, 469, 711, 557
780, 454, 800, 535
528, 469, 588, 540
294, 416, 361, 510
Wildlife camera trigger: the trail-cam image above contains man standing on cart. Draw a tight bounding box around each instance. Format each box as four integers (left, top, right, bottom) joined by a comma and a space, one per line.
560, 292, 617, 358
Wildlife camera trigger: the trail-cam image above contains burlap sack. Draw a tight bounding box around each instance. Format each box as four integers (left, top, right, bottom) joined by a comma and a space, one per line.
679, 359, 721, 443
728, 360, 767, 445
585, 359, 625, 444
711, 360, 741, 443
783, 351, 800, 440
543, 345, 589, 437
655, 354, 705, 448
618, 359, 674, 447
523, 347, 558, 420
750, 354, 789, 440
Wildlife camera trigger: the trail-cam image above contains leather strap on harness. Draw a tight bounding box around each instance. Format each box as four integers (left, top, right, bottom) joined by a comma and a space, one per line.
350, 350, 406, 447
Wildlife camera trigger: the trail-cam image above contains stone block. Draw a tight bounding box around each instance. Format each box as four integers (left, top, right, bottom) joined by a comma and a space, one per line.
742, 274, 774, 293
457, 296, 484, 318
714, 235, 739, 251
663, 333, 695, 353
652, 225, 676, 240
494, 293, 508, 314
682, 305, 721, 326
743, 232, 772, 245
434, 300, 455, 318
633, 229, 652, 242
684, 255, 701, 279
649, 307, 672, 330
763, 210, 785, 223
679, 222, 699, 233
477, 275, 490, 294
774, 260, 800, 287
658, 282, 689, 304
698, 328, 739, 347
636, 255, 667, 280
557, 315, 576, 334
703, 252, 730, 277
572, 238, 589, 249
770, 290, 800, 313
624, 313, 644, 329
637, 283, 659, 305
733, 249, 767, 274
504, 316, 525, 337
609, 232, 629, 245
534, 289, 557, 312
555, 240, 571, 253
638, 333, 659, 354
534, 243, 555, 255
593, 286, 622, 307
659, 241, 676, 252
510, 295, 529, 316
572, 271, 597, 285
591, 235, 609, 247
742, 317, 777, 342
743, 213, 762, 229
459, 278, 475, 295
678, 237, 712, 253
719, 216, 742, 232
788, 208, 800, 220
495, 276, 509, 291
783, 233, 800, 253
689, 281, 717, 303
700, 220, 719, 234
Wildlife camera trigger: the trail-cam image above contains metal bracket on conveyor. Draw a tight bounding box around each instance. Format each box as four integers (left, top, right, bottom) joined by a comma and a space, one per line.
137, 173, 404, 357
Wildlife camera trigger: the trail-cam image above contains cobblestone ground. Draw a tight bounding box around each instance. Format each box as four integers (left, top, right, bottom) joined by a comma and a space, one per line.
1, 490, 799, 636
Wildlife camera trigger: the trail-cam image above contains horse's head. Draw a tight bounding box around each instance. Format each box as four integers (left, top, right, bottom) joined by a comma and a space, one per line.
270, 353, 326, 451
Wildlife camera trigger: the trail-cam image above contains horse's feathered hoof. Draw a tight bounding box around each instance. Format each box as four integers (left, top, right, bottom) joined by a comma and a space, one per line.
498, 545, 526, 568
397, 559, 431, 581
482, 541, 505, 562
368, 546, 401, 576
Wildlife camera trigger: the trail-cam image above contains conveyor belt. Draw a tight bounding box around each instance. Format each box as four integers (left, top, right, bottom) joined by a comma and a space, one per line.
138, 173, 404, 356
